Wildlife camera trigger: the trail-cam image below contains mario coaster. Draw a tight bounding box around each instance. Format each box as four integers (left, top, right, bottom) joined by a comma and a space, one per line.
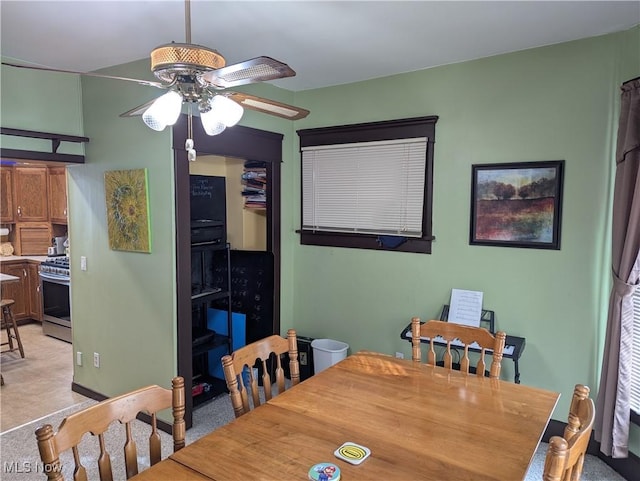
334, 441, 371, 465
308, 463, 341, 481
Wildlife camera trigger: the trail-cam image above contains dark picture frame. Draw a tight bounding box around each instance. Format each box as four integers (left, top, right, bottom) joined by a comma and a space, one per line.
470, 160, 564, 249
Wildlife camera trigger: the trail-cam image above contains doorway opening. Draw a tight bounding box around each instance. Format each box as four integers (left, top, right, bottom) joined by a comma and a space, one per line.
173, 117, 283, 427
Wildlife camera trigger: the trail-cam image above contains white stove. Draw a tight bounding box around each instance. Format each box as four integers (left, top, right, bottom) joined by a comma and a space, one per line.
39, 256, 71, 343
39, 256, 70, 279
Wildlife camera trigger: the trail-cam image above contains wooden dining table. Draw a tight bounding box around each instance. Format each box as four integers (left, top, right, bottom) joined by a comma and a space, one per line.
145, 350, 560, 480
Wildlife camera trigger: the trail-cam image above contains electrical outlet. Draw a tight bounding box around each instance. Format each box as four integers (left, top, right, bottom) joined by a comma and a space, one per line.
395, 352, 404, 359
76, 351, 82, 366
80, 256, 87, 271
93, 352, 100, 368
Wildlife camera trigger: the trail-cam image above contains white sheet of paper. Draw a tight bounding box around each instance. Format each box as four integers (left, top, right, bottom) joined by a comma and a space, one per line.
448, 289, 483, 327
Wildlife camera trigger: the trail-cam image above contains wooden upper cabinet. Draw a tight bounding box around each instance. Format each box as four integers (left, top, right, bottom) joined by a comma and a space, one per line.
14, 222, 52, 255
0, 168, 14, 223
48, 167, 68, 224
14, 167, 48, 222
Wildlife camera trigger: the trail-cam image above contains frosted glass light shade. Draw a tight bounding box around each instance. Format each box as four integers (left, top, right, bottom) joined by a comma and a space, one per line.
200, 110, 227, 136
142, 91, 183, 131
199, 95, 243, 136
210, 95, 244, 126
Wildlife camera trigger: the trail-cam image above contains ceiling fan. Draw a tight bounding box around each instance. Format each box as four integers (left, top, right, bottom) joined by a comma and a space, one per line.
1, 0, 310, 160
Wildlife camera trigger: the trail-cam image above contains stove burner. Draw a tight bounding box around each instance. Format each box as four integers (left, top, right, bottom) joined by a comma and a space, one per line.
40, 256, 70, 277
42, 256, 70, 268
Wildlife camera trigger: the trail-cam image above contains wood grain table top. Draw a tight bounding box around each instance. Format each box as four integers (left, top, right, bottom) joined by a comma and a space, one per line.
129, 458, 212, 480
168, 351, 559, 481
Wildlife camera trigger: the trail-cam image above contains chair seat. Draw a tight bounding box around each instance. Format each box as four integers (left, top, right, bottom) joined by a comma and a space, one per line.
0, 299, 15, 308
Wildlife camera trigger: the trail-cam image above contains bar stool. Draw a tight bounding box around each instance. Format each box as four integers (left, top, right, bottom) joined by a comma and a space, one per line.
1, 299, 25, 358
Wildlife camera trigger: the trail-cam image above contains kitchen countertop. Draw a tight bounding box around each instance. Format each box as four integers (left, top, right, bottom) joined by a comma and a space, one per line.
0, 255, 48, 263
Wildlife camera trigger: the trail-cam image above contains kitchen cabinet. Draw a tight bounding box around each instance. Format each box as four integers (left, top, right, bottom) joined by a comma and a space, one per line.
14, 167, 48, 222
14, 223, 51, 256
191, 242, 232, 406
0, 168, 14, 223
27, 263, 43, 322
0, 262, 29, 321
1, 260, 44, 323
48, 167, 68, 224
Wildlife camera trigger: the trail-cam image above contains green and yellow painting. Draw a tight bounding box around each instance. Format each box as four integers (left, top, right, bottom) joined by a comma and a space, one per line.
104, 169, 151, 253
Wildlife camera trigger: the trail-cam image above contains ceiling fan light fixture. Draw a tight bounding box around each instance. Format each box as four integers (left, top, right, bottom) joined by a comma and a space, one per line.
142, 91, 183, 131
200, 110, 227, 136
210, 95, 244, 127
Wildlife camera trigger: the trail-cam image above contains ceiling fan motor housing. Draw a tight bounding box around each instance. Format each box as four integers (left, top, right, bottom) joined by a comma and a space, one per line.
150, 43, 226, 83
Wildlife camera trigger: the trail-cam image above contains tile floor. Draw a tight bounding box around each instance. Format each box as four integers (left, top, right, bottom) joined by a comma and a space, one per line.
0, 322, 88, 432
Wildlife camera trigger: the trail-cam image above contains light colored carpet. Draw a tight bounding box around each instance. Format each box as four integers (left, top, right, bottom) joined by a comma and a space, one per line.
0, 391, 627, 481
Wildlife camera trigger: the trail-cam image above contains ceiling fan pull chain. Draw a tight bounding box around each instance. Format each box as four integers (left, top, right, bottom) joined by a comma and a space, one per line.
186, 106, 196, 161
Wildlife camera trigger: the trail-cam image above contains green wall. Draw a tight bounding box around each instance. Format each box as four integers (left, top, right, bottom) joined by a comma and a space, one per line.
70, 59, 176, 394
290, 26, 639, 453
0, 59, 84, 153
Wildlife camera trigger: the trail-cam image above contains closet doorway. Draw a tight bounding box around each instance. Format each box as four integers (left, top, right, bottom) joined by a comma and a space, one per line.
190, 156, 267, 251
173, 118, 283, 427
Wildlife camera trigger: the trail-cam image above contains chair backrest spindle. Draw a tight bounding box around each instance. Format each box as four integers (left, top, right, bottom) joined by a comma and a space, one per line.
222, 329, 300, 418
411, 318, 506, 379
35, 376, 185, 481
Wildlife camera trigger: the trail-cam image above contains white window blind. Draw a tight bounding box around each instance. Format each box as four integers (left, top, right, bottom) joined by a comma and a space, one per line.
301, 138, 427, 237
631, 285, 640, 414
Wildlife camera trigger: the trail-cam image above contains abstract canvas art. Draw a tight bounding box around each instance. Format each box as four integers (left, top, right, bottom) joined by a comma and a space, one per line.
104, 168, 151, 253
470, 161, 564, 249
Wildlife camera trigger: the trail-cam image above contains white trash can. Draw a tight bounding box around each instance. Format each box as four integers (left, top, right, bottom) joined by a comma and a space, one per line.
311, 339, 349, 374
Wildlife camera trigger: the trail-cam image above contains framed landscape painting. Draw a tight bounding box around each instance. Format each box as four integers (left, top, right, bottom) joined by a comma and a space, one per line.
470, 160, 564, 249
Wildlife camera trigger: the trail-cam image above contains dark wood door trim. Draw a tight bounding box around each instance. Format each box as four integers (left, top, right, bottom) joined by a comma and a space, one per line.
173, 116, 283, 427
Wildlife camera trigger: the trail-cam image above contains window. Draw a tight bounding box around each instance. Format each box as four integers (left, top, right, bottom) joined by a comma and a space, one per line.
297, 116, 438, 254
631, 286, 640, 418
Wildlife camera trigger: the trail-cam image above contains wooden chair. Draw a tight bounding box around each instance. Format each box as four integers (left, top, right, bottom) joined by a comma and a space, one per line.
543, 384, 595, 481
222, 329, 300, 418
411, 318, 506, 379
35, 376, 186, 481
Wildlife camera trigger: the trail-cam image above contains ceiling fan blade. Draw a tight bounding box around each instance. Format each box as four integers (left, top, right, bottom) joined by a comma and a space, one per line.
1, 61, 166, 89
225, 92, 309, 120
202, 57, 295, 89
119, 98, 159, 118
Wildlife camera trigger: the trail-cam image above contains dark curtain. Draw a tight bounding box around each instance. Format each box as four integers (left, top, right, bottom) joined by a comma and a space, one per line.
595, 78, 640, 458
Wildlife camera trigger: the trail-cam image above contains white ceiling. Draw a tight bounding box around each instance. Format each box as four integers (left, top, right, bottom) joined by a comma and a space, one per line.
1, 1, 639, 92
